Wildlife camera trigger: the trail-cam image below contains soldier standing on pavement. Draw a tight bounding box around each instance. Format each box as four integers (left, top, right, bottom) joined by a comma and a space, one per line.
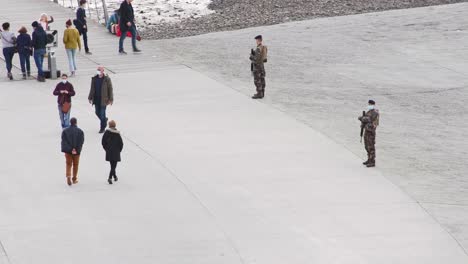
358, 100, 380, 167
250, 35, 267, 99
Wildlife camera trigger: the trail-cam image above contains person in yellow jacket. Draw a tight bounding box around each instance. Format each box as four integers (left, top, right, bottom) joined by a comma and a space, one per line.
63, 19, 81, 77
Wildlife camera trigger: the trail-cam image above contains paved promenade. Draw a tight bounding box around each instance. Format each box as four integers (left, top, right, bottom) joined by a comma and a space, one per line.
0, 1, 467, 264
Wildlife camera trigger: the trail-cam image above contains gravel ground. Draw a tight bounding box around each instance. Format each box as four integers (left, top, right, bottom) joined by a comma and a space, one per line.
142, 0, 468, 39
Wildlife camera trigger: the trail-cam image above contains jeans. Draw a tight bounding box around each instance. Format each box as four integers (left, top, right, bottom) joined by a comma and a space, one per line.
82, 31, 89, 52
109, 161, 118, 179
58, 105, 71, 128
65, 153, 80, 181
18, 52, 31, 74
119, 25, 137, 51
66, 48, 77, 72
94, 104, 107, 130
3, 47, 15, 74
33, 48, 46, 77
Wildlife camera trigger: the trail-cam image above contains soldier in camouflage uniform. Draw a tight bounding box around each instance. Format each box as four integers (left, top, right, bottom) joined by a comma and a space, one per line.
250, 35, 266, 99
358, 100, 380, 167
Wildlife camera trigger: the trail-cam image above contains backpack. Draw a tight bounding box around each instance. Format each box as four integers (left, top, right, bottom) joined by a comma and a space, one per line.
261, 45, 268, 63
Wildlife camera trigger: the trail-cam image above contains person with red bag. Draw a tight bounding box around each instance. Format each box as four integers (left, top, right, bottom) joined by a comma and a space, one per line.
53, 74, 76, 129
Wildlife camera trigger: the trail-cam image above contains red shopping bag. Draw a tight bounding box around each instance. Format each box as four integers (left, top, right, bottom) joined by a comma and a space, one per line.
115, 24, 132, 37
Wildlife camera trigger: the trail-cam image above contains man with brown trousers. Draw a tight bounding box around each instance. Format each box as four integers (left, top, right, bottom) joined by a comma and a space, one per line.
61, 117, 85, 186
88, 66, 114, 133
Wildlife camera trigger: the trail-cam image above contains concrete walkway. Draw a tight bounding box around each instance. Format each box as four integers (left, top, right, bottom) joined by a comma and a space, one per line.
0, 1, 467, 264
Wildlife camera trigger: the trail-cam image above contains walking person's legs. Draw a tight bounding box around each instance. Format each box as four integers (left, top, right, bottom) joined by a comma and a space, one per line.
100, 106, 107, 132
71, 49, 77, 73
119, 30, 127, 53
83, 31, 90, 53
34, 49, 45, 81
65, 153, 73, 185
3, 48, 14, 79
130, 26, 139, 52
19, 53, 27, 78
25, 54, 31, 76
58, 105, 66, 128
66, 49, 74, 74
72, 154, 80, 184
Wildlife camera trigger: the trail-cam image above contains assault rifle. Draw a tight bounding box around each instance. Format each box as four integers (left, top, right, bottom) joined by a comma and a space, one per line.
360, 111, 366, 143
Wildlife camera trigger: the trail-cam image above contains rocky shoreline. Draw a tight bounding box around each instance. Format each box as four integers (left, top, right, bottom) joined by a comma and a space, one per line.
141, 0, 466, 39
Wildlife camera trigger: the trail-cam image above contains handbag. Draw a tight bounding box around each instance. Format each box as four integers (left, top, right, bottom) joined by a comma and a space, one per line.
62, 101, 71, 113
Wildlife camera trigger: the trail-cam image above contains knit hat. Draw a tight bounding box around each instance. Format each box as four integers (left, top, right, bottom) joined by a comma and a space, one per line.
66, 19, 72, 26
108, 120, 116, 128
31, 21, 39, 28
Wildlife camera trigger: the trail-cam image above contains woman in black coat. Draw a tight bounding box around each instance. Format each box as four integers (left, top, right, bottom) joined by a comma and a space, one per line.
102, 120, 123, 184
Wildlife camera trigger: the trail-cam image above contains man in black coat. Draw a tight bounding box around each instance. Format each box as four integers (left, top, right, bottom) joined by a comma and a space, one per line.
61, 117, 85, 186
75, 0, 92, 54
102, 120, 123, 184
31, 21, 47, 82
118, 0, 141, 54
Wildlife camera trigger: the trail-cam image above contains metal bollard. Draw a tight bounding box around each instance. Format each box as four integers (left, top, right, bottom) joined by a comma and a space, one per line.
48, 50, 58, 79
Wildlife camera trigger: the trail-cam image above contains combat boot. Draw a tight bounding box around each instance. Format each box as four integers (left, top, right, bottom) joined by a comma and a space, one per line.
252, 93, 262, 99
363, 160, 369, 165
366, 162, 375, 168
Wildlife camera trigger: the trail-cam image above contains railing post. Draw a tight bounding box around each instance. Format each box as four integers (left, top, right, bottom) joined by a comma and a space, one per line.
102, 0, 109, 26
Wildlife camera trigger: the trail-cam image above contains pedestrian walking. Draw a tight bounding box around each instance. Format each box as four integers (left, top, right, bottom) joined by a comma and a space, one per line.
118, 0, 141, 54
250, 35, 267, 99
88, 66, 114, 133
75, 0, 92, 55
61, 117, 85, 186
1, 22, 17, 80
102, 120, 124, 184
358, 100, 380, 168
16, 26, 32, 79
39, 13, 54, 30
31, 21, 47, 82
53, 74, 76, 129
63, 19, 81, 76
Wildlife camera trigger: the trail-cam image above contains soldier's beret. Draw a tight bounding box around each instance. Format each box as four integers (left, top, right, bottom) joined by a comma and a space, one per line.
255, 35, 263, 40
368, 100, 376, 105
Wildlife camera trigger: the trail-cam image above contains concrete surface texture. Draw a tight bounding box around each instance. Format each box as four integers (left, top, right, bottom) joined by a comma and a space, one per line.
0, 1, 467, 264
156, 2, 468, 253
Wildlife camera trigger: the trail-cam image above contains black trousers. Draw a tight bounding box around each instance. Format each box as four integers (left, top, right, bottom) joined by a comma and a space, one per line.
82, 31, 89, 52
109, 161, 118, 178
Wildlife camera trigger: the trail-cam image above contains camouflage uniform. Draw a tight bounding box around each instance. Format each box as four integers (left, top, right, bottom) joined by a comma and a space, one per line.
359, 109, 379, 166
250, 44, 266, 97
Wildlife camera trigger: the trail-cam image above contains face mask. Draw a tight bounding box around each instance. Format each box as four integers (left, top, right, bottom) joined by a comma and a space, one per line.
62, 80, 67, 84
367, 105, 375, 111
97, 71, 102, 76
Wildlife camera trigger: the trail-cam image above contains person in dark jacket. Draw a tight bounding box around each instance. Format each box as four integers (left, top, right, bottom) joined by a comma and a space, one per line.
102, 120, 123, 184
61, 117, 85, 186
75, 0, 92, 55
118, 0, 141, 54
16, 26, 32, 79
31, 21, 47, 82
53, 74, 76, 128
88, 66, 114, 133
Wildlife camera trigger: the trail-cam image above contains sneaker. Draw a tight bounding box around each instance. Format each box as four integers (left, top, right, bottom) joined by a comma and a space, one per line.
38, 76, 46, 82
66, 176, 72, 186
113, 175, 118, 182
85, 51, 92, 55
366, 163, 375, 168
119, 50, 127, 55
108, 178, 113, 185
133, 48, 142, 53
7, 73, 13, 80
22, 73, 27, 80
99, 129, 105, 134
72, 179, 79, 184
